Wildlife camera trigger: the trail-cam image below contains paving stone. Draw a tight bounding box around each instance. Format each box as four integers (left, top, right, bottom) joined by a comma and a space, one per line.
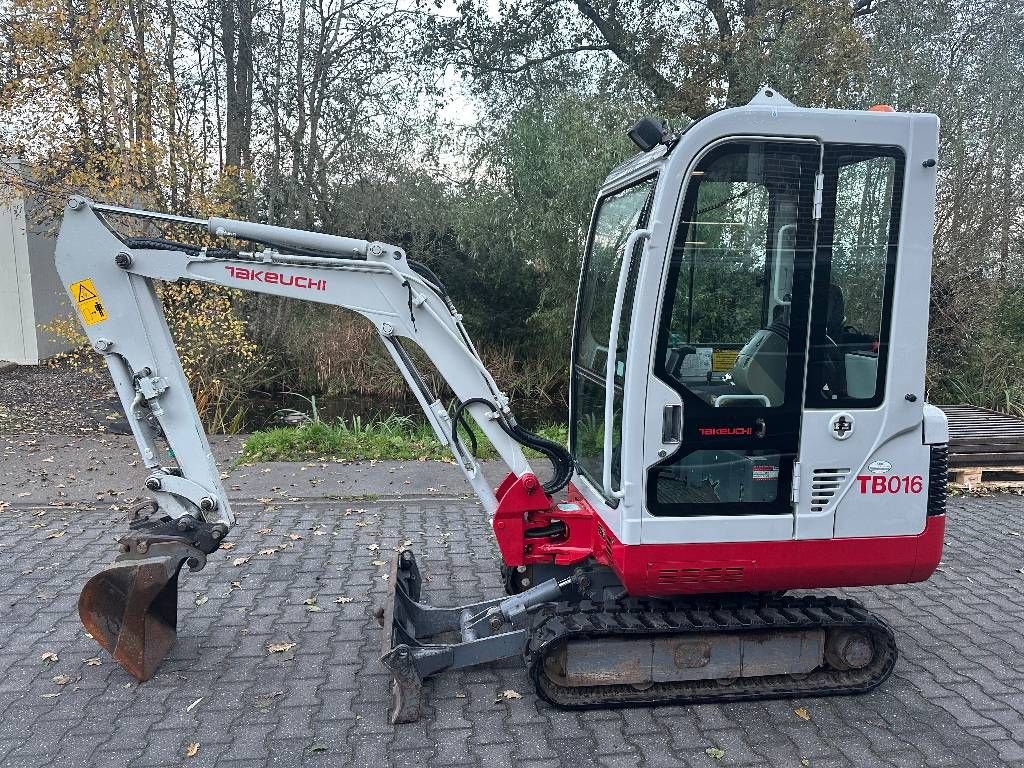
0, 438, 1021, 767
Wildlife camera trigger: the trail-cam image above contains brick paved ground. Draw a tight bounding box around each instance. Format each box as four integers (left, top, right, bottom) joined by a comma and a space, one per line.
1, 441, 1023, 766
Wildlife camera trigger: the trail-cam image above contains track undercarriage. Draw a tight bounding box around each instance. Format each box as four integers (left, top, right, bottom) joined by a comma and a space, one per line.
381, 549, 897, 723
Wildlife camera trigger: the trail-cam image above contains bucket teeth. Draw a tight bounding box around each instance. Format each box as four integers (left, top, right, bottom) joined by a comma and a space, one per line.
78, 553, 188, 681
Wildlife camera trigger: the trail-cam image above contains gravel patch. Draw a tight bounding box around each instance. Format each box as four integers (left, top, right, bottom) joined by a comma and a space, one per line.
0, 358, 128, 435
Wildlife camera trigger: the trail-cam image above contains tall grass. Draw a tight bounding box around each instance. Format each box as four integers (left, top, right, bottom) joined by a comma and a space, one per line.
256, 307, 567, 403
239, 411, 568, 464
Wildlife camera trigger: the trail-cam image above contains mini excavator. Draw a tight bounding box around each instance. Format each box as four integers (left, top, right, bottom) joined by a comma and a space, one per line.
56, 90, 948, 723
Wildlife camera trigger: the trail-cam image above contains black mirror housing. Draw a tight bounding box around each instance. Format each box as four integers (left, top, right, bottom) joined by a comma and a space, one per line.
627, 117, 667, 152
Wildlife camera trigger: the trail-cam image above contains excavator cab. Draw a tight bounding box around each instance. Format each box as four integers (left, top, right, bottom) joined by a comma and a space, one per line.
569, 90, 943, 584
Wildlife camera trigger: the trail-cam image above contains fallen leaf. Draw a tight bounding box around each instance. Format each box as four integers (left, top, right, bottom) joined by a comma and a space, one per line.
303, 597, 318, 605
334, 597, 353, 604
257, 528, 273, 535
794, 707, 811, 721
232, 557, 250, 566
495, 689, 522, 702
306, 605, 321, 612
454, 692, 466, 699
41, 652, 59, 664
83, 657, 101, 666
256, 497, 273, 504
219, 542, 236, 550
52, 674, 75, 685
185, 742, 200, 758
253, 690, 285, 710
267, 642, 296, 654
705, 747, 726, 760
195, 594, 209, 606
230, 581, 242, 589
367, 543, 380, 552
46, 531, 65, 539
309, 743, 328, 753
186, 697, 203, 713
372, 560, 386, 566
40, 692, 61, 699
259, 548, 277, 556
289, 534, 302, 541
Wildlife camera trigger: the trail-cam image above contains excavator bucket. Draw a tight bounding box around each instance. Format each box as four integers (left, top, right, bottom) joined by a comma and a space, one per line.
78, 553, 188, 681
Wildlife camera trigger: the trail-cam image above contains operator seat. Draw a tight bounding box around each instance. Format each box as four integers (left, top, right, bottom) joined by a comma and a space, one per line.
729, 305, 789, 406
826, 282, 846, 338
820, 282, 848, 397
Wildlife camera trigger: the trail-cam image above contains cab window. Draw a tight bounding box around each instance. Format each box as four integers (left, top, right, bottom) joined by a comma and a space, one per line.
657, 141, 818, 410
806, 147, 904, 407
571, 176, 657, 501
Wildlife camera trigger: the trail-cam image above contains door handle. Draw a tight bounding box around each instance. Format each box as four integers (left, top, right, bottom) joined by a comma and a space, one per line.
602, 228, 651, 501
662, 404, 682, 443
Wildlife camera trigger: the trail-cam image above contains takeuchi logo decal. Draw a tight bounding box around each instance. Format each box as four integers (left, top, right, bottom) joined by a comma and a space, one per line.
698, 426, 753, 437
225, 265, 326, 291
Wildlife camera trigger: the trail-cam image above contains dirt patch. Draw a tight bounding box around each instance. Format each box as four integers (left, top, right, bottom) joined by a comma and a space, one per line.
0, 358, 129, 435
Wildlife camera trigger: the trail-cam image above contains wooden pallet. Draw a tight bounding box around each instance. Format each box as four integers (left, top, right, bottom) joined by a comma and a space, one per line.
939, 405, 1024, 488
948, 465, 1024, 489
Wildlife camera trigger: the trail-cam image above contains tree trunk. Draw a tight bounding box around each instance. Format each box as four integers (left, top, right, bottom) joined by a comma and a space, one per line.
164, 0, 180, 209
220, 0, 252, 171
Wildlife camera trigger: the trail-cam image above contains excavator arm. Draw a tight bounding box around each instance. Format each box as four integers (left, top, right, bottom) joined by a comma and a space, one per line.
55, 196, 570, 683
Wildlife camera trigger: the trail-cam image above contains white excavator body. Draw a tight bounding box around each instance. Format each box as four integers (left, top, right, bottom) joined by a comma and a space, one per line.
54, 90, 946, 721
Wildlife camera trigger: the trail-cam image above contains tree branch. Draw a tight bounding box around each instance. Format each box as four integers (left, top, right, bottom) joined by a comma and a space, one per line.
459, 44, 613, 75
572, 0, 682, 106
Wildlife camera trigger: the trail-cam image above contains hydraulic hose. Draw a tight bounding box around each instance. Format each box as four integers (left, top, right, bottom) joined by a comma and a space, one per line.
450, 398, 573, 496
122, 237, 239, 259
123, 235, 347, 262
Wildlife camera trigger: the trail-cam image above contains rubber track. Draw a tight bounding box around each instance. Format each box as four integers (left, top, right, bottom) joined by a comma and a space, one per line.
526, 594, 897, 710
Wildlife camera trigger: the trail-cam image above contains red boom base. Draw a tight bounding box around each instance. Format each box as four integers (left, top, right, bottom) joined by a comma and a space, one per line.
491, 473, 944, 596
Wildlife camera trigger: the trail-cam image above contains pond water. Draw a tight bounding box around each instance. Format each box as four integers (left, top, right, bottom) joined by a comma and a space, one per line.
242, 391, 568, 432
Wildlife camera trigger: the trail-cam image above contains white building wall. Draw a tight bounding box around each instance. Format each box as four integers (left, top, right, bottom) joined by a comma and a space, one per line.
0, 169, 72, 364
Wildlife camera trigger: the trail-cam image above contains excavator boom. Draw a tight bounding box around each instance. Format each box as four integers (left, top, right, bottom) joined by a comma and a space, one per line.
55, 196, 568, 684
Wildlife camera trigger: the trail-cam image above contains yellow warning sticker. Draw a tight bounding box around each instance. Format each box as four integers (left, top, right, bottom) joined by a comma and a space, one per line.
69, 278, 109, 326
712, 349, 740, 372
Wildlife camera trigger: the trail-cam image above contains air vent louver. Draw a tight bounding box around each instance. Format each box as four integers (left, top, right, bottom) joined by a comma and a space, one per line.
810, 467, 850, 513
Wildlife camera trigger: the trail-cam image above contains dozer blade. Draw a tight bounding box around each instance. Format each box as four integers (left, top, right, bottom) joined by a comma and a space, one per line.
78, 553, 189, 682
380, 549, 534, 724
380, 549, 426, 724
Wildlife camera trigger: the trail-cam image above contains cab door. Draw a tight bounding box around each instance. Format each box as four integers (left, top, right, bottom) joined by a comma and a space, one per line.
643, 138, 822, 538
